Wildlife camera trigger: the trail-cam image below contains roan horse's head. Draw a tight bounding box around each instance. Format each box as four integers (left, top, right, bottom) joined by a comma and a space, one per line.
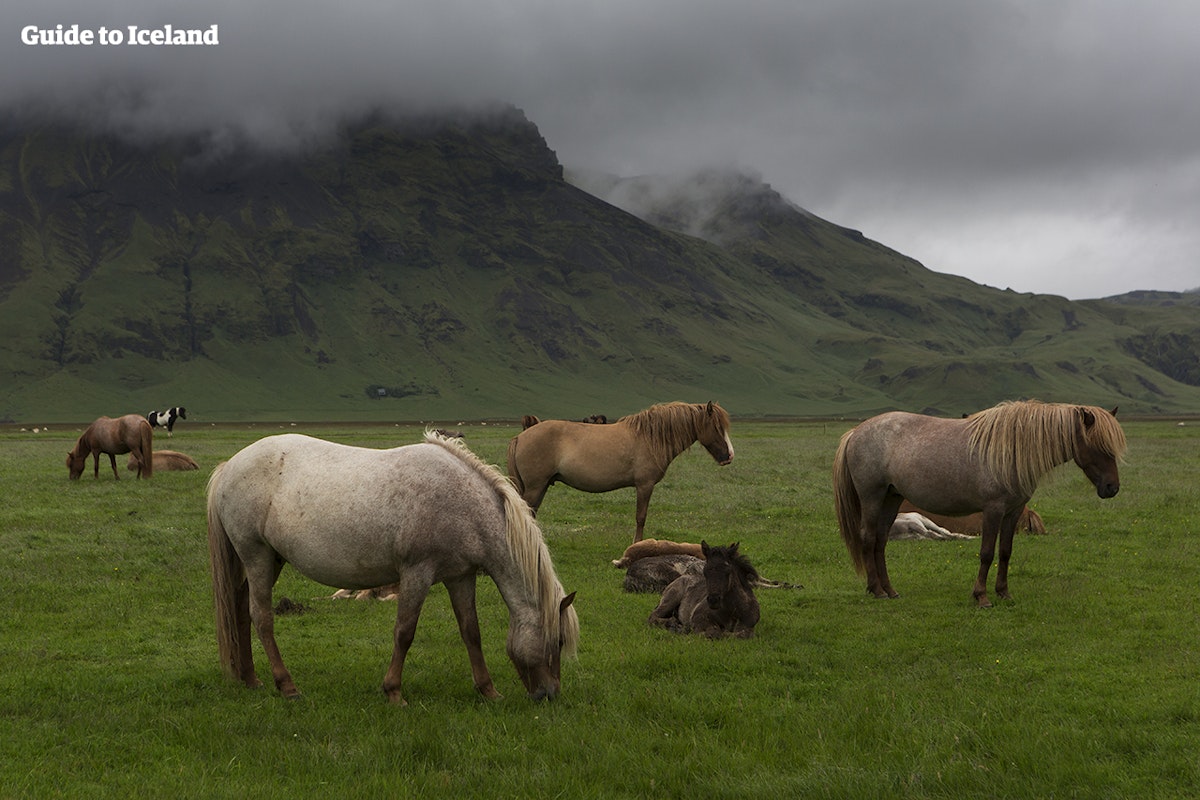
1073, 406, 1124, 499
698, 401, 734, 466
508, 592, 577, 701
65, 451, 86, 479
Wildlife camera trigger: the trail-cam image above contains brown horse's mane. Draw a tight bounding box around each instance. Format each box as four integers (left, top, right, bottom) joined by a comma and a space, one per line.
966, 400, 1127, 498
622, 401, 729, 467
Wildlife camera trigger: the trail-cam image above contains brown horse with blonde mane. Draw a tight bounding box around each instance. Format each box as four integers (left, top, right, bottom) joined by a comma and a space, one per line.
507, 401, 734, 542
833, 400, 1125, 607
67, 415, 154, 479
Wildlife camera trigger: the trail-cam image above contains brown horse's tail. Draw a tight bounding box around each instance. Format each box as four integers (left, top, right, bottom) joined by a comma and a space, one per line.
832, 429, 866, 575
140, 420, 154, 479
506, 435, 526, 497
207, 463, 249, 683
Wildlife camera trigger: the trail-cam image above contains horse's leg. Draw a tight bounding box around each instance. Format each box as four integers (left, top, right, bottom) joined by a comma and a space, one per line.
381, 569, 435, 706
245, 558, 296, 697
860, 494, 901, 598
872, 494, 903, 598
648, 579, 685, 630
444, 574, 500, 700
633, 483, 655, 542
994, 510, 1022, 601
107, 453, 119, 480
973, 511, 1002, 608
233, 577, 262, 688
522, 479, 551, 518
92, 452, 100, 479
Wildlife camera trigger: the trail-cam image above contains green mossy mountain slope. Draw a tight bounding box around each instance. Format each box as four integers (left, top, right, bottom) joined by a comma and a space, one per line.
1, 107, 1197, 423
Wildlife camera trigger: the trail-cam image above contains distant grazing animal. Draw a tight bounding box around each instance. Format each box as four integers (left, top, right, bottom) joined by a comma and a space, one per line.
581, 414, 608, 424
648, 541, 760, 638
833, 400, 1125, 607
521, 415, 540, 430
207, 431, 578, 704
507, 401, 734, 543
898, 500, 1046, 536
433, 428, 463, 439
147, 407, 187, 436
66, 415, 153, 480
128, 449, 198, 472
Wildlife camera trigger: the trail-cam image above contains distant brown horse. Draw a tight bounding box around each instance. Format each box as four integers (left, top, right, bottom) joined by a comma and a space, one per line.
833, 400, 1125, 607
67, 415, 153, 479
648, 541, 760, 638
128, 449, 198, 472
898, 500, 1046, 535
507, 401, 733, 543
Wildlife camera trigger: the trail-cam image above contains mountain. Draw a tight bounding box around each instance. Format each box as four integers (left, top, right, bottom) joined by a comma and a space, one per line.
1, 107, 1198, 423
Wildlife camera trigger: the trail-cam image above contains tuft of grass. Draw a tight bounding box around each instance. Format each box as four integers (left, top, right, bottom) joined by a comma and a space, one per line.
1, 420, 1198, 797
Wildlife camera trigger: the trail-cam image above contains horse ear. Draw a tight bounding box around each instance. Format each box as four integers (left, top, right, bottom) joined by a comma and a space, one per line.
706, 401, 715, 415
1080, 407, 1096, 428
560, 591, 576, 612
1110, 406, 1118, 417
700, 540, 711, 557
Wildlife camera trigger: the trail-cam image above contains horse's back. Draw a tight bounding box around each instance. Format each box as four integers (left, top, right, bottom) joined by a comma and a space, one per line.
845, 412, 987, 512
511, 419, 638, 490
211, 434, 503, 588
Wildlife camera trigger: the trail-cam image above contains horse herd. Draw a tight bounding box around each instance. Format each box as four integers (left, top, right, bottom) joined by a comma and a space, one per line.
65, 398, 1128, 705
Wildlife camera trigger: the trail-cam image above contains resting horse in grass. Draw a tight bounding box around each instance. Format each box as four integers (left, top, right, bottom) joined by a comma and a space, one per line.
128, 449, 199, 472
648, 541, 760, 638
507, 401, 733, 543
833, 400, 1125, 607
207, 431, 578, 705
66, 415, 153, 479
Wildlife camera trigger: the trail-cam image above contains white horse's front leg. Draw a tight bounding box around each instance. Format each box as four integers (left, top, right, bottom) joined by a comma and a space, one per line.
445, 575, 500, 700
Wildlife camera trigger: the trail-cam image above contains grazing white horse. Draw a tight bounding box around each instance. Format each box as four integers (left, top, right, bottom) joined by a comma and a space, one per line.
207, 431, 578, 704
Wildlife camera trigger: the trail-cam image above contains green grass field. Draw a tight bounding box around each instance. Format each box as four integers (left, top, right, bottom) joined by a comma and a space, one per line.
1, 419, 1197, 798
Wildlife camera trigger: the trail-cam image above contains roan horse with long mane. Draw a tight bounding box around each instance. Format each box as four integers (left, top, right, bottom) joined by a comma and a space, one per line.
833, 400, 1126, 607
207, 431, 579, 704
66, 414, 154, 479
507, 401, 734, 543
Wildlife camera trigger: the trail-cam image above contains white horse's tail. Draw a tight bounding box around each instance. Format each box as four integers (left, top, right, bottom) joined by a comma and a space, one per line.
206, 463, 253, 683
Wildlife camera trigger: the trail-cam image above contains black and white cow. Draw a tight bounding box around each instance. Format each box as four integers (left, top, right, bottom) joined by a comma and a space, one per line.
147, 407, 187, 436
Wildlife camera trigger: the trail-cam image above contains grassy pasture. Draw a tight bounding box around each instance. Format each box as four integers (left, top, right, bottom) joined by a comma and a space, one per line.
1, 419, 1197, 798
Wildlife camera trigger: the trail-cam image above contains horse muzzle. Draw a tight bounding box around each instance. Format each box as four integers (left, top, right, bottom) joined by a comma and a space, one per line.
528, 681, 560, 702
706, 594, 723, 610
1096, 481, 1119, 499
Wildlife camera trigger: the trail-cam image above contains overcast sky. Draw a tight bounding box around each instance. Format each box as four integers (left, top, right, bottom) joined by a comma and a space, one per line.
5, 0, 1198, 299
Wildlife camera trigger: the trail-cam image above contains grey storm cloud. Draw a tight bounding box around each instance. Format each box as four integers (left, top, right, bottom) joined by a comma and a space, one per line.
4, 0, 1199, 298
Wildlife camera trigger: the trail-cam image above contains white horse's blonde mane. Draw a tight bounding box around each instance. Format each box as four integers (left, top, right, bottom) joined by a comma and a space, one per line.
966, 400, 1126, 498
423, 431, 578, 658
